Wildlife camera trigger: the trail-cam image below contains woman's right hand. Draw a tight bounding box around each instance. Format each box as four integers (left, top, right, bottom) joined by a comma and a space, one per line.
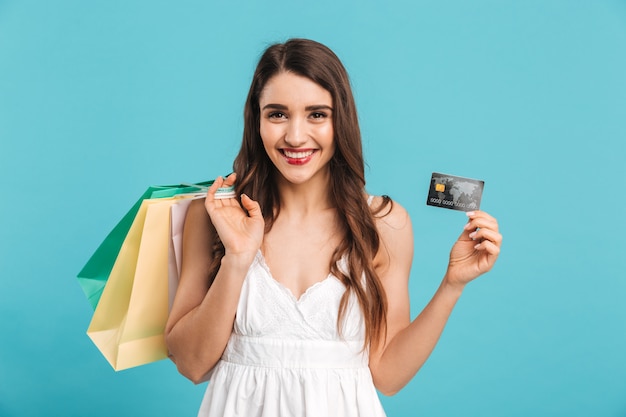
204, 173, 265, 260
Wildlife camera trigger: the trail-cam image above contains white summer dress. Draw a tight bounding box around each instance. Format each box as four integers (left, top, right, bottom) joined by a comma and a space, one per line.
197, 249, 387, 417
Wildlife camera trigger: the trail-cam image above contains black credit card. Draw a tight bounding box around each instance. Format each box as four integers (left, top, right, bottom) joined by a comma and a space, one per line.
426, 172, 484, 212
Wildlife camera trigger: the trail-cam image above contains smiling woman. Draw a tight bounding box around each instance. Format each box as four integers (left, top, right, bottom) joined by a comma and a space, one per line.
163, 38, 502, 417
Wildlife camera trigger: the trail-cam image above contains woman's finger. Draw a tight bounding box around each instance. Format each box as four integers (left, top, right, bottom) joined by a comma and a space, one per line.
207, 176, 223, 197
240, 194, 263, 220
222, 172, 237, 187
464, 211, 499, 232
468, 228, 503, 246
473, 239, 501, 256
465, 210, 497, 224
205, 176, 224, 206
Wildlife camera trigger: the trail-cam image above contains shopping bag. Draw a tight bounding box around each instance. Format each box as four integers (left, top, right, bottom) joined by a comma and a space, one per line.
78, 181, 213, 309
87, 194, 202, 370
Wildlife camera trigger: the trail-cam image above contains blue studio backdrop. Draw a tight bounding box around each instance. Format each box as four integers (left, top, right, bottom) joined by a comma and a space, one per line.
1, 1, 625, 416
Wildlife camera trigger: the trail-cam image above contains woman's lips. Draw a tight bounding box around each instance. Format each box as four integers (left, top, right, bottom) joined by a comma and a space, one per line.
281, 149, 316, 165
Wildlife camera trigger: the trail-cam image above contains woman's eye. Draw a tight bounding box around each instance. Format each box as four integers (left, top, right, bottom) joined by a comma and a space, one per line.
268, 112, 286, 119
310, 112, 327, 119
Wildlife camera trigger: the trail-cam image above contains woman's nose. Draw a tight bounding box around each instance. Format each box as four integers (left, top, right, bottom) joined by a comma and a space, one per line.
284, 119, 307, 147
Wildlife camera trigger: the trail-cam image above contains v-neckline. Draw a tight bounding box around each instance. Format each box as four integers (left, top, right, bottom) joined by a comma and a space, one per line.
256, 250, 335, 303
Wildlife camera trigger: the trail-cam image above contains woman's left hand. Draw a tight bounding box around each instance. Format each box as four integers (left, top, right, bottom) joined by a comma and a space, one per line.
445, 210, 502, 287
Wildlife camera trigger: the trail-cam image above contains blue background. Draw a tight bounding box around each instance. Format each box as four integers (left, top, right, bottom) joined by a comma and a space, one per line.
1, 1, 625, 416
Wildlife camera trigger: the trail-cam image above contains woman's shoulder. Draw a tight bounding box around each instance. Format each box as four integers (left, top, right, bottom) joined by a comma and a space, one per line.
368, 195, 411, 232
369, 194, 413, 274
187, 197, 211, 223
185, 198, 217, 239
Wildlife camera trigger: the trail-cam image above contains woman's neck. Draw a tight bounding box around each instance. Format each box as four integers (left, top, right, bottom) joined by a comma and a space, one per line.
275, 172, 334, 217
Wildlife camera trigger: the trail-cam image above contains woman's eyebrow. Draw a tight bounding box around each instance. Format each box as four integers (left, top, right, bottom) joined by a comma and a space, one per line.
262, 103, 287, 111
305, 105, 333, 111
261, 104, 333, 111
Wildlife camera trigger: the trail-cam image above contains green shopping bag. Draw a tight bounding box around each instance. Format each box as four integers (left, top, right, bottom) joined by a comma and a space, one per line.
77, 181, 214, 309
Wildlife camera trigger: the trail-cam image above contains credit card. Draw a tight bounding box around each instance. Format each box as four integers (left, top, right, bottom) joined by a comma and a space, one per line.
426, 172, 484, 212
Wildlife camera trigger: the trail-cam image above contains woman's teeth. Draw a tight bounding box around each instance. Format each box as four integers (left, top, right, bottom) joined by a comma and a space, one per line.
284, 150, 313, 159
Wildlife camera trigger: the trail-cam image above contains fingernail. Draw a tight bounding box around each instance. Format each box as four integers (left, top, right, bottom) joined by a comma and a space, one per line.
464, 222, 472, 230
469, 231, 477, 239
474, 243, 481, 249
466, 211, 476, 217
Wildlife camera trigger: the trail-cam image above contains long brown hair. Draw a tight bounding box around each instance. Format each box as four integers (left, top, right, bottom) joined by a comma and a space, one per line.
210, 38, 391, 349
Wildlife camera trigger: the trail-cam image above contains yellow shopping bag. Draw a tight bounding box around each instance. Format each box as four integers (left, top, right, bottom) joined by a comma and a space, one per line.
87, 194, 202, 370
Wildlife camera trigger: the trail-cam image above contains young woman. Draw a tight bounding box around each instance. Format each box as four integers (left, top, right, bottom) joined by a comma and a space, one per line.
165, 38, 502, 417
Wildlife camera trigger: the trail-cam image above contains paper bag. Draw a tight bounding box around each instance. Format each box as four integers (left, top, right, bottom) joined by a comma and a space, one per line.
87, 195, 199, 370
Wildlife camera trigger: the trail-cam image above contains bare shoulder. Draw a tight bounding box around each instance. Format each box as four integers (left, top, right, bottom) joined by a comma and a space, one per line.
185, 198, 219, 240
369, 196, 413, 275
187, 197, 210, 224
369, 195, 412, 234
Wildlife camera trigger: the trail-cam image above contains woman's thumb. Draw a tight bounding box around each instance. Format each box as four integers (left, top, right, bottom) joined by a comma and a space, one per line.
240, 194, 262, 219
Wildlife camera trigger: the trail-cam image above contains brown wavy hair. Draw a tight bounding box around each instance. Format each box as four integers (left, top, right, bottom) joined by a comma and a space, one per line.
209, 38, 391, 349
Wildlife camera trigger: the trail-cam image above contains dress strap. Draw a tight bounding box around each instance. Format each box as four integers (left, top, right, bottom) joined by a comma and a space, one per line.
367, 195, 374, 206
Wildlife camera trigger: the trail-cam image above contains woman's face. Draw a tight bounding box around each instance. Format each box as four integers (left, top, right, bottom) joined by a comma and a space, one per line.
259, 71, 335, 187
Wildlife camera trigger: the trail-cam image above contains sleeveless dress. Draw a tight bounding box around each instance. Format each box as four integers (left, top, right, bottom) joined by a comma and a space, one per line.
197, 249, 387, 417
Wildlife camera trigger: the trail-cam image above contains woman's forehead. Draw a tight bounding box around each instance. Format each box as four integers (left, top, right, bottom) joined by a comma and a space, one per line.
259, 72, 332, 107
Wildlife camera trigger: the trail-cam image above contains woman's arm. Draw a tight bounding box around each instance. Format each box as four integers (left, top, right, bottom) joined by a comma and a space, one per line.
368, 201, 501, 396
165, 175, 264, 383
